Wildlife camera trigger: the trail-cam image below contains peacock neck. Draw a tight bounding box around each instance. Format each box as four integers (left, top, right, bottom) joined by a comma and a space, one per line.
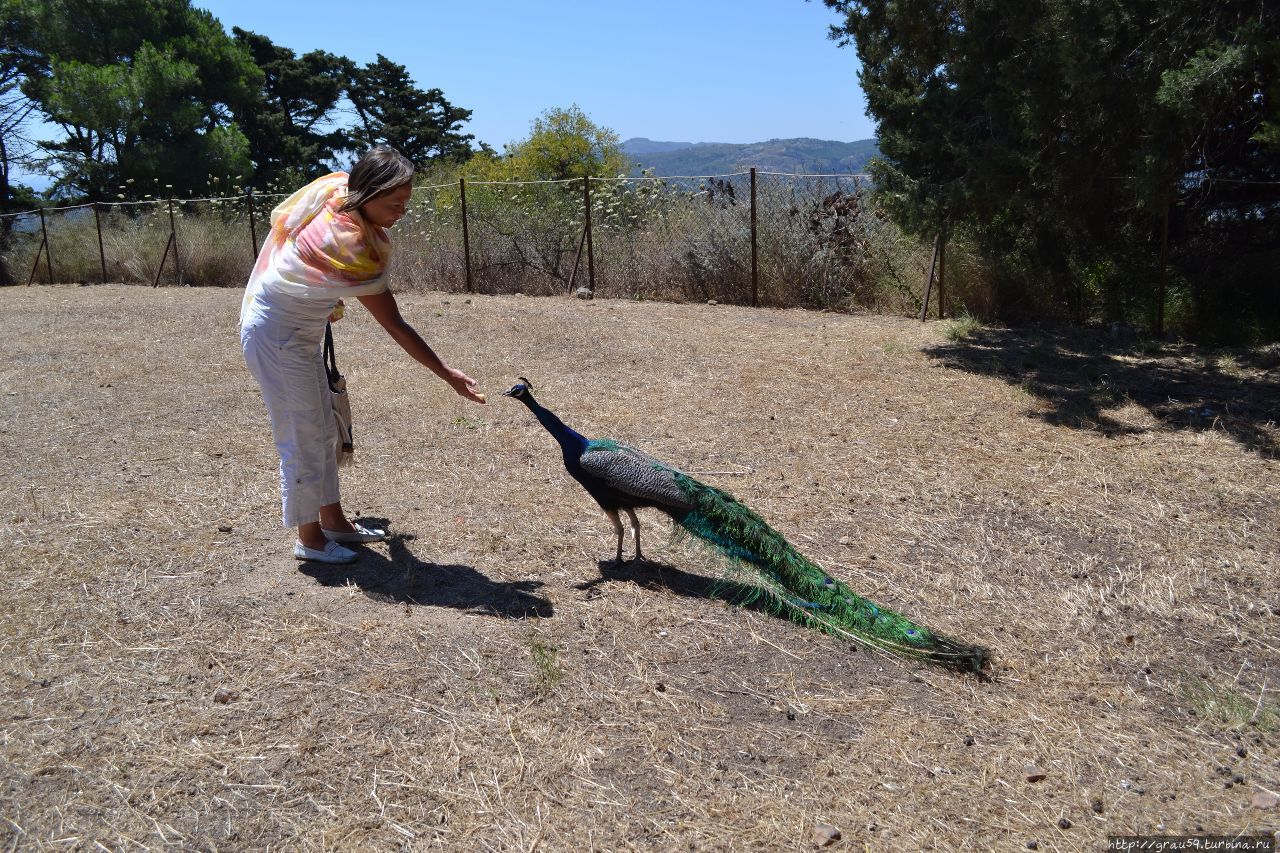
522, 395, 588, 457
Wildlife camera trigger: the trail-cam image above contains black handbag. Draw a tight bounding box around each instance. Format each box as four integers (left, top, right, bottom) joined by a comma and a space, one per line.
323, 322, 354, 467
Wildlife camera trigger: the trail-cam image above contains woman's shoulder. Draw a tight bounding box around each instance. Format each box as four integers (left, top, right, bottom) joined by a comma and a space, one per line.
291, 199, 388, 282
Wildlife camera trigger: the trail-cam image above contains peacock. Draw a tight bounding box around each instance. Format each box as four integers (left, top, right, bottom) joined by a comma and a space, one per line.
502, 378, 989, 674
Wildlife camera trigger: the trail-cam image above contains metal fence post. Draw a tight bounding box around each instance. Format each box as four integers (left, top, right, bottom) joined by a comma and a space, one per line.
42, 209, 53, 284
94, 202, 107, 285
247, 189, 259, 260
153, 233, 173, 287
583, 177, 595, 292
26, 209, 49, 286
750, 167, 758, 307
1156, 198, 1169, 338
937, 221, 947, 319
920, 230, 941, 321
168, 198, 182, 285
567, 221, 588, 294
154, 200, 175, 288
459, 177, 473, 293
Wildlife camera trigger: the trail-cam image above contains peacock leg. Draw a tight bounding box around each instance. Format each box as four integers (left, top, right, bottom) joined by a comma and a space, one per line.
624, 509, 643, 562
602, 508, 625, 564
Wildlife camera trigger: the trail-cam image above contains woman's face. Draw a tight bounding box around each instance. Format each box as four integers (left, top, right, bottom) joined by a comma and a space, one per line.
360, 183, 413, 228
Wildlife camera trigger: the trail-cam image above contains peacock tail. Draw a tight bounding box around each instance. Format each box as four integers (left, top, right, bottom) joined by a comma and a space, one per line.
669, 472, 989, 674
504, 380, 988, 674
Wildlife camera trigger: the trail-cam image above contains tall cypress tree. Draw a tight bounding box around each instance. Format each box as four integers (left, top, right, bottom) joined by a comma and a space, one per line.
16, 0, 261, 199
345, 55, 475, 167
826, 0, 1279, 337
232, 28, 350, 190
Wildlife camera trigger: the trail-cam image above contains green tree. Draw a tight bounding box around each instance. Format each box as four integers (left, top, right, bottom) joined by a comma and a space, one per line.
345, 55, 474, 166
16, 0, 261, 198
468, 105, 628, 181
825, 0, 1279, 338
231, 28, 350, 189
0, 0, 41, 213
457, 106, 630, 292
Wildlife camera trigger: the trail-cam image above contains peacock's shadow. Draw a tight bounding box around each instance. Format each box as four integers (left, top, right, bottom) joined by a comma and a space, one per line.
298, 526, 553, 618
578, 557, 778, 619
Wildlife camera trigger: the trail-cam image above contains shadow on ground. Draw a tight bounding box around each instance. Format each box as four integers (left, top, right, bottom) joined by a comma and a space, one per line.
924, 327, 1280, 454
577, 557, 788, 622
298, 528, 553, 618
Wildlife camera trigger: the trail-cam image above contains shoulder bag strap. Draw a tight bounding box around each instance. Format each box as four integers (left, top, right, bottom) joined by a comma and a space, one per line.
323, 321, 342, 389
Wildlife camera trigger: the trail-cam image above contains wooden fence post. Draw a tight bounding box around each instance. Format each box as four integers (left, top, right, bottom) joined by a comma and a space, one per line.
750, 167, 758, 307
1156, 198, 1169, 338
459, 178, 473, 293
567, 221, 588, 295
26, 208, 51, 285
153, 200, 176, 288
247, 189, 259, 260
153, 232, 173, 288
168, 199, 182, 285
94, 203, 107, 285
919, 230, 941, 321
583, 177, 595, 292
937, 221, 947, 319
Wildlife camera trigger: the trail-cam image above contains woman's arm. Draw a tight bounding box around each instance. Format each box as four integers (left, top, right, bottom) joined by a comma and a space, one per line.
357, 290, 486, 403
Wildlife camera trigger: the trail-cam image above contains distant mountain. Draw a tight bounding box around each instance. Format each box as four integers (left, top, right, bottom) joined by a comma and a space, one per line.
621, 137, 879, 176
620, 138, 697, 155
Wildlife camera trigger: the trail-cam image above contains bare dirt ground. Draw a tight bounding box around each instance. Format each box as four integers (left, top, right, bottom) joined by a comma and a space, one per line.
1, 283, 1277, 852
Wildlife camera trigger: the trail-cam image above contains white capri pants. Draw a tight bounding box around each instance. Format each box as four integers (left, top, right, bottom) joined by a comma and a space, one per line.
241, 321, 340, 527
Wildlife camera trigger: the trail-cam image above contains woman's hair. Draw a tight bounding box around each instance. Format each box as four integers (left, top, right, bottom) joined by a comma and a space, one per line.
337, 145, 415, 214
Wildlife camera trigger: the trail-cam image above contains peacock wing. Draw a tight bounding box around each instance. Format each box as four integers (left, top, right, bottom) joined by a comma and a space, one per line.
580, 443, 694, 510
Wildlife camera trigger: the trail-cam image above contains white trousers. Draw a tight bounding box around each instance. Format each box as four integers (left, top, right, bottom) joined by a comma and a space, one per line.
241, 321, 340, 527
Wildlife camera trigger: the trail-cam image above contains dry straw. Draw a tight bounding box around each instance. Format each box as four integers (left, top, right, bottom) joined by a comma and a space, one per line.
0, 284, 1276, 850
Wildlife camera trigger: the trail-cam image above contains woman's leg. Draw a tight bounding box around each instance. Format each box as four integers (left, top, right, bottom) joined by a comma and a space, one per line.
244, 327, 341, 546
309, 355, 354, 540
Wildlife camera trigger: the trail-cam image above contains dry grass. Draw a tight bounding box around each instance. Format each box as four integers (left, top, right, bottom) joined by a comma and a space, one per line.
1, 283, 1277, 851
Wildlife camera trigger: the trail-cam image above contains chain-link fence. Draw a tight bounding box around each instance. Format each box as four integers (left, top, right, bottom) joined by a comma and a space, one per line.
0, 173, 941, 315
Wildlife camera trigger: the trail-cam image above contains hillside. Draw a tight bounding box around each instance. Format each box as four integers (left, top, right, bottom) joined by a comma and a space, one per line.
622, 136, 879, 176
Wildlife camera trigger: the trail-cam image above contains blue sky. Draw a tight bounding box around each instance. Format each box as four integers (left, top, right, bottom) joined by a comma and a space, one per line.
15, 1, 874, 187
195, 0, 874, 149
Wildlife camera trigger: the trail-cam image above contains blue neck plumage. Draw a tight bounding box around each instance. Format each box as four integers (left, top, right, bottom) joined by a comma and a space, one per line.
521, 394, 588, 459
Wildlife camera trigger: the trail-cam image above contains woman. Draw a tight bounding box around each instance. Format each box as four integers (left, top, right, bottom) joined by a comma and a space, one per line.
240, 145, 485, 565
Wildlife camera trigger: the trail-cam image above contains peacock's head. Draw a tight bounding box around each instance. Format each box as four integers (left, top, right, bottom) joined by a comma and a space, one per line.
501, 377, 535, 400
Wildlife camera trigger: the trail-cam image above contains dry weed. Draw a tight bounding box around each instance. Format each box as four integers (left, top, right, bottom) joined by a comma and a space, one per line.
0, 284, 1276, 851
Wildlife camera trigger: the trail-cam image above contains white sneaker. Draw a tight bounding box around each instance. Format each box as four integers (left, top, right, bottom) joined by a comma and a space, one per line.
293, 540, 358, 564
322, 522, 387, 544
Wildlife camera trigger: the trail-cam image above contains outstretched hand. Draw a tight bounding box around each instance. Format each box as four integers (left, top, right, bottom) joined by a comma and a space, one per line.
446, 368, 486, 404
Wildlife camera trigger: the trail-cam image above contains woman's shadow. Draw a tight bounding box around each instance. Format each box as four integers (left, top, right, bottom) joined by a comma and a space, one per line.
297, 522, 552, 618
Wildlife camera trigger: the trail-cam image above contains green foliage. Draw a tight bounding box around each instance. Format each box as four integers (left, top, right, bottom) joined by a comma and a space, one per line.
455, 107, 628, 292
10, 1, 480, 196
942, 313, 982, 342
1180, 672, 1278, 731
345, 55, 474, 167
3, 182, 38, 210
231, 28, 349, 188
468, 105, 628, 182
15, 0, 261, 198
825, 0, 1280, 340
528, 636, 563, 692
1, 0, 41, 217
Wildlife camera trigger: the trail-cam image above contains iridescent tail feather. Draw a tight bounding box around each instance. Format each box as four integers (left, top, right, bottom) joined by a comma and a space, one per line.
670, 473, 989, 674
